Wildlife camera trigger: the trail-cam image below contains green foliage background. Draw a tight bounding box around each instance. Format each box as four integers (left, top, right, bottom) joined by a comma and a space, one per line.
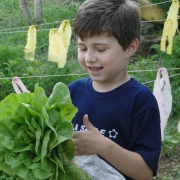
0, 0, 180, 179
0, 0, 88, 101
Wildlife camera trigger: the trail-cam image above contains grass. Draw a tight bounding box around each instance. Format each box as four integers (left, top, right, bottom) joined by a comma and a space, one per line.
0, 0, 180, 179
0, 0, 85, 98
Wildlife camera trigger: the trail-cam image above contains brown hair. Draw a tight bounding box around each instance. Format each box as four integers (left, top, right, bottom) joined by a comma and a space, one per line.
74, 0, 141, 50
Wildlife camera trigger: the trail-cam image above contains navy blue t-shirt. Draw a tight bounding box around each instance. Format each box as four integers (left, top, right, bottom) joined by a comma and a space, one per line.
68, 77, 161, 180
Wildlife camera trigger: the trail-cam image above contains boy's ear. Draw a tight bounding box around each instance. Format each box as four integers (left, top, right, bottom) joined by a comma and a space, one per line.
126, 38, 139, 57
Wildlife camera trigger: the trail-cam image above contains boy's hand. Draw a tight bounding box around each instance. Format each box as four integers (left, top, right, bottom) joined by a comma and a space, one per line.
72, 114, 105, 156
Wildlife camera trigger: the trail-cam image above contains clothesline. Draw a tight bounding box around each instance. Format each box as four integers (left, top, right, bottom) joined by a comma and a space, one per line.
128, 67, 180, 72
143, 72, 180, 84
141, 18, 167, 23
140, 0, 172, 8
0, 20, 75, 32
0, 0, 174, 34
0, 68, 180, 83
0, 17, 180, 34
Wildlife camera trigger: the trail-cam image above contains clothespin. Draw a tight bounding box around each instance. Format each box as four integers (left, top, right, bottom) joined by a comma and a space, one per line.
12, 76, 30, 94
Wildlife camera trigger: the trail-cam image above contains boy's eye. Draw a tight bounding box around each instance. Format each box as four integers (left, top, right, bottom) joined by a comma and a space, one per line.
98, 49, 105, 52
78, 47, 87, 51
80, 49, 87, 51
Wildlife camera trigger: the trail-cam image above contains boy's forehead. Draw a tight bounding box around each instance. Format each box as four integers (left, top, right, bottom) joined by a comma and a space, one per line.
77, 33, 113, 43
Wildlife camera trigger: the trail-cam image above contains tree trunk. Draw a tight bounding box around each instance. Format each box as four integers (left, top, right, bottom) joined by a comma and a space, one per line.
19, 0, 32, 25
34, 0, 43, 24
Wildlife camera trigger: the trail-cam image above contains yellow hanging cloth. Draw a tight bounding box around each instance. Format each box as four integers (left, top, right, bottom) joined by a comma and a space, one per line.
160, 0, 180, 54
24, 25, 37, 61
48, 28, 60, 62
140, 0, 164, 23
48, 20, 72, 68
58, 20, 72, 49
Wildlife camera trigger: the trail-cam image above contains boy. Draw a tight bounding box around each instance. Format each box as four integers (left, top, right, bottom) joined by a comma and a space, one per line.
68, 0, 161, 179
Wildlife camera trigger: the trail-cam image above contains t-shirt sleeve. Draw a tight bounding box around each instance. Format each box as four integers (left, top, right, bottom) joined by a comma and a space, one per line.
129, 105, 161, 176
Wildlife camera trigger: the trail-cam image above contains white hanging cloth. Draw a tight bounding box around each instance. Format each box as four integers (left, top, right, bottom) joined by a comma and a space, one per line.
153, 68, 172, 141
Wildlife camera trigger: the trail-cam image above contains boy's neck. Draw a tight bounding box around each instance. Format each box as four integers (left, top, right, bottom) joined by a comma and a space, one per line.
92, 74, 131, 92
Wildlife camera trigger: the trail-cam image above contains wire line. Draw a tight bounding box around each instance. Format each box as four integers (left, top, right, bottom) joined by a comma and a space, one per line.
140, 0, 172, 8
0, 19, 75, 33
1, 68, 180, 80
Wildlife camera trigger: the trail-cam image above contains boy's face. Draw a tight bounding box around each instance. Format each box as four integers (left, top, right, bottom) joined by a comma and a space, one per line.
77, 34, 135, 88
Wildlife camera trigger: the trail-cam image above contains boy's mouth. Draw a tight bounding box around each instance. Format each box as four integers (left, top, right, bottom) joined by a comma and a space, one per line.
87, 66, 103, 75
89, 67, 103, 70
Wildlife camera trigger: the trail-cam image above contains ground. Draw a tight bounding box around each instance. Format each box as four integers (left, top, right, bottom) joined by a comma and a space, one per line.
153, 149, 180, 180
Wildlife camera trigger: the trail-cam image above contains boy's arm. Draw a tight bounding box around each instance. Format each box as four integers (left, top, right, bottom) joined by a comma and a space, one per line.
73, 114, 153, 180
99, 136, 153, 180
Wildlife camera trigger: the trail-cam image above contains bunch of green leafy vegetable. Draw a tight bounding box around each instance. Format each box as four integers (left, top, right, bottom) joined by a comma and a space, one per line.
0, 82, 90, 180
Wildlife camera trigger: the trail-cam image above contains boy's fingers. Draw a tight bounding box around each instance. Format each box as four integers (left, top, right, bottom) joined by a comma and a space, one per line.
72, 131, 79, 138
83, 114, 96, 131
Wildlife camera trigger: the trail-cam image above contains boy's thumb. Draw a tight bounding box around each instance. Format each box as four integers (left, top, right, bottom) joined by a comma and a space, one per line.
83, 114, 95, 131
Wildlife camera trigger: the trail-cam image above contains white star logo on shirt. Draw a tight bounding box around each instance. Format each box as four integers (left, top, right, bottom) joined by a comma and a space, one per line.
109, 129, 118, 138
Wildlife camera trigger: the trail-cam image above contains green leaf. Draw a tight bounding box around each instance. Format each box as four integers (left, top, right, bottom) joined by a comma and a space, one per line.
56, 120, 74, 142
0, 121, 13, 149
48, 82, 72, 106
51, 120, 73, 149
41, 129, 52, 162
5, 150, 20, 169
34, 84, 48, 113
47, 107, 61, 126
13, 163, 30, 179
24, 117, 36, 134
31, 117, 42, 132
0, 93, 34, 121
32, 155, 41, 163
41, 107, 59, 151
63, 154, 90, 180
0, 145, 14, 175
12, 136, 32, 152
59, 103, 78, 121
27, 132, 36, 145
23, 129, 35, 145
18, 152, 41, 170
33, 168, 54, 179
47, 130, 57, 153
9, 115, 26, 137
35, 129, 42, 157
41, 157, 55, 172
52, 152, 66, 180
16, 103, 44, 130
62, 139, 75, 160
24, 171, 38, 180
42, 106, 56, 133
48, 156, 62, 180
24, 159, 41, 170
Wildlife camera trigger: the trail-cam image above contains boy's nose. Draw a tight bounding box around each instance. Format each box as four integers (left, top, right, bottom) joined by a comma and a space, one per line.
85, 51, 96, 62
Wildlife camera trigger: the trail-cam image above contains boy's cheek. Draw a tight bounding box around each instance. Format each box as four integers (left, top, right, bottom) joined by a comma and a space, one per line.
78, 58, 86, 71
78, 57, 83, 64
78, 54, 85, 64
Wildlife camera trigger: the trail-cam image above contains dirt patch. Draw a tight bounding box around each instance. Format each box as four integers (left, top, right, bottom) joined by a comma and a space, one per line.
152, 152, 180, 180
